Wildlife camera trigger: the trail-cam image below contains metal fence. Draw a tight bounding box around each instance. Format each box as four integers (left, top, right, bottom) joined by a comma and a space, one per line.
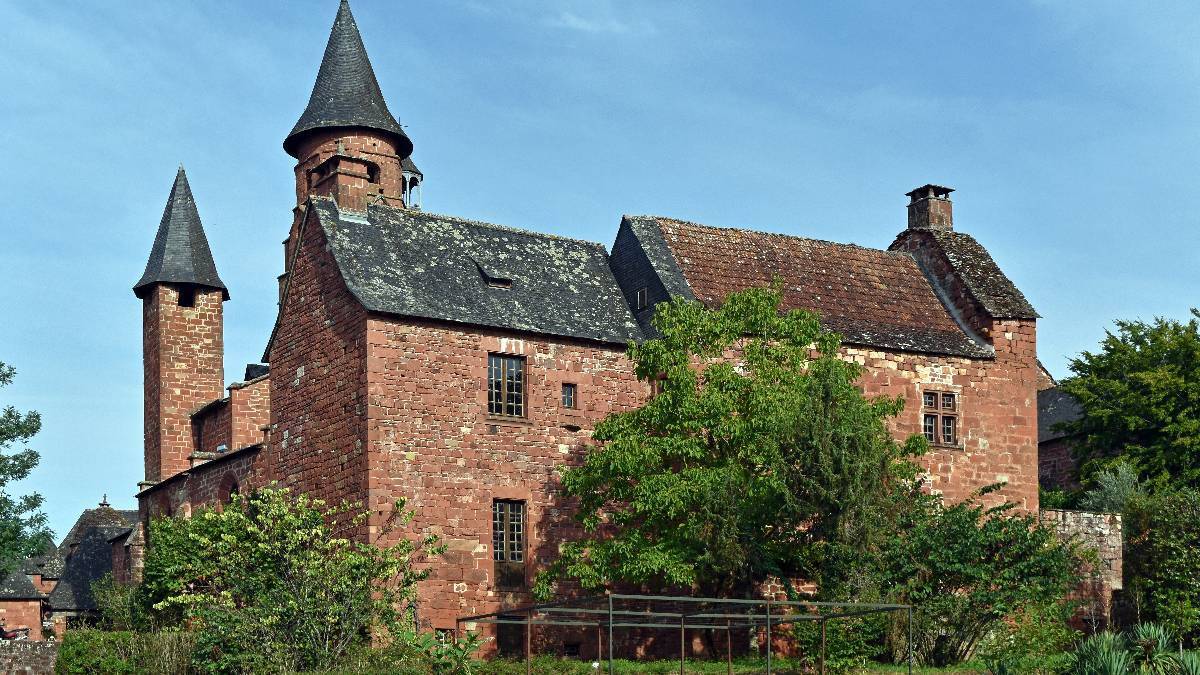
457, 593, 914, 674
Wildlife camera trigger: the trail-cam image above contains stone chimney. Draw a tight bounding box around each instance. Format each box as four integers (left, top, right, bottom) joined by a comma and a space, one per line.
906, 184, 954, 230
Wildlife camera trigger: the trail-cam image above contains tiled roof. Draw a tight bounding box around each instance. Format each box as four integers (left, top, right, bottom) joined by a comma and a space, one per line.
645, 216, 991, 357
921, 230, 1037, 319
0, 569, 42, 600
313, 200, 645, 345
58, 508, 137, 550
1038, 387, 1083, 443
284, 0, 411, 158
48, 526, 130, 612
133, 167, 228, 299
21, 541, 63, 580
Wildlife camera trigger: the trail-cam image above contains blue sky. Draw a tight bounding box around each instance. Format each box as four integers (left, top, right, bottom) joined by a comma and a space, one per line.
1, 0, 1198, 536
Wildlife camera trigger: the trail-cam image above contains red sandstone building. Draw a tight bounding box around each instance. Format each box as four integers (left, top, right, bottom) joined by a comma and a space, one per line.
121, 0, 1114, 646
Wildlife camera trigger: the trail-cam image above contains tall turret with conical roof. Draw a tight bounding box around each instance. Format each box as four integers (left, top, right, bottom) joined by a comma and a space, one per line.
135, 167, 226, 485
280, 0, 422, 292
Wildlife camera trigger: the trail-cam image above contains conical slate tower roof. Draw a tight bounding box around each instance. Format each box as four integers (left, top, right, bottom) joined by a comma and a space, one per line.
133, 167, 228, 299
283, 0, 412, 158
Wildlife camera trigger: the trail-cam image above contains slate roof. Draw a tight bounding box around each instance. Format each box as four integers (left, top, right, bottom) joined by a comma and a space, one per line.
1038, 387, 1083, 444
639, 216, 991, 358
920, 230, 1037, 319
0, 569, 42, 600
284, 0, 412, 158
21, 541, 63, 580
311, 199, 644, 344
133, 167, 228, 299
401, 156, 422, 177
58, 508, 137, 550
48, 526, 131, 612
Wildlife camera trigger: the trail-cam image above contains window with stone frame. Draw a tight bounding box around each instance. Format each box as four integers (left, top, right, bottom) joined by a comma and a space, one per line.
922, 390, 959, 446
487, 353, 526, 417
492, 499, 526, 588
561, 382, 577, 409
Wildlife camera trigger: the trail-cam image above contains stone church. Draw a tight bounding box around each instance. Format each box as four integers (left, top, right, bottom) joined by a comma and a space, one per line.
118, 0, 1092, 642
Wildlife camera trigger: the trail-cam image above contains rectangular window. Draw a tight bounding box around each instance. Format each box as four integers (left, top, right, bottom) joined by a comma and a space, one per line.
561, 383, 577, 409
487, 354, 525, 417
922, 390, 959, 446
636, 287, 649, 310
493, 500, 526, 588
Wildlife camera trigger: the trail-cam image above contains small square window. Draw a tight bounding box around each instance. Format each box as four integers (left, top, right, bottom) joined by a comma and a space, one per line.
561, 383, 577, 409
923, 392, 937, 409
942, 393, 956, 410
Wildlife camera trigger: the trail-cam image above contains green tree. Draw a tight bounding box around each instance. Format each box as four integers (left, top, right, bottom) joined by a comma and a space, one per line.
1060, 310, 1200, 487
140, 485, 444, 673
535, 286, 925, 599
1123, 488, 1200, 644
0, 361, 50, 572
881, 487, 1081, 665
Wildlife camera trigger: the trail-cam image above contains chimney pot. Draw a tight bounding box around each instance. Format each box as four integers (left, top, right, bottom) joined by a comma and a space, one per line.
906, 183, 954, 230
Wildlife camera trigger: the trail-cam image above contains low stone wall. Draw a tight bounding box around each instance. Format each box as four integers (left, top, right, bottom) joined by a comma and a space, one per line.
0, 641, 58, 674
1041, 509, 1123, 631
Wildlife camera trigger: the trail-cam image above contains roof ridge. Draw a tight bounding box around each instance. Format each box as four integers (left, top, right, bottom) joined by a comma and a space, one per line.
364, 203, 608, 250
632, 215, 904, 256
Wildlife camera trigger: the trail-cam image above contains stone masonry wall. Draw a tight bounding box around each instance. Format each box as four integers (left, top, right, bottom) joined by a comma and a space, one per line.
267, 210, 370, 526
0, 641, 57, 674
143, 284, 225, 482
229, 376, 270, 450
1042, 509, 1123, 630
850, 320, 1040, 511
0, 600, 43, 641
1040, 437, 1079, 490
193, 401, 231, 458
140, 447, 262, 521
363, 318, 645, 635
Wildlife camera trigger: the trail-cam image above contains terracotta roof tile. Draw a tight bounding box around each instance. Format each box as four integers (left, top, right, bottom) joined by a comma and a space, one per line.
652, 217, 990, 357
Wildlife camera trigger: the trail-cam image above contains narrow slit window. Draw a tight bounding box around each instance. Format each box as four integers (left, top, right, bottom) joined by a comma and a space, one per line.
561, 383, 577, 409
636, 287, 649, 310
488, 354, 525, 417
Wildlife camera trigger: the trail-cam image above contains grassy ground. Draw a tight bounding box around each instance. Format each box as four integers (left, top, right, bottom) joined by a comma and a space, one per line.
473, 656, 987, 674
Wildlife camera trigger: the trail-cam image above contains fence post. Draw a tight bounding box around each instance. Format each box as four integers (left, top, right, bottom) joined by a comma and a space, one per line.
907, 605, 914, 675
820, 618, 827, 675
680, 614, 686, 675
765, 599, 772, 675
526, 609, 532, 675
608, 595, 615, 675
726, 619, 733, 675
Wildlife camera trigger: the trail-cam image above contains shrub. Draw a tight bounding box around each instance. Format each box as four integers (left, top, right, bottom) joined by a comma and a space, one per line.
140, 485, 445, 673
978, 600, 1078, 674
880, 487, 1082, 666
790, 615, 885, 672
55, 629, 195, 674
1123, 489, 1200, 644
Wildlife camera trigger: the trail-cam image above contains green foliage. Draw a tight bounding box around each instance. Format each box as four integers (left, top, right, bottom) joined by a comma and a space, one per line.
1128, 623, 1178, 674
1178, 652, 1200, 675
881, 488, 1082, 666
140, 485, 445, 673
91, 574, 146, 632
1079, 462, 1145, 514
536, 286, 924, 599
1070, 631, 1134, 675
978, 600, 1079, 674
1060, 310, 1200, 488
1123, 489, 1200, 645
55, 629, 195, 674
0, 361, 51, 573
791, 615, 886, 672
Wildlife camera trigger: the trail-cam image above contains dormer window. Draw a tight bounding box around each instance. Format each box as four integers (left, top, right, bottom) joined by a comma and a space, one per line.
474, 259, 513, 290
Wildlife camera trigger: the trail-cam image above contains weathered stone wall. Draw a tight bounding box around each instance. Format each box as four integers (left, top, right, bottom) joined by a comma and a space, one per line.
0, 600, 44, 641
850, 321, 1040, 511
1039, 437, 1079, 490
229, 376, 270, 450
1042, 509, 1123, 630
363, 319, 645, 635
143, 284, 225, 482
140, 446, 262, 521
192, 400, 231, 458
267, 210, 370, 524
0, 641, 57, 674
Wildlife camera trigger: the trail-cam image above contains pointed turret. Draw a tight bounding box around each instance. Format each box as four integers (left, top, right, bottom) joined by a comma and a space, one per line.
133, 167, 228, 299
283, 0, 412, 159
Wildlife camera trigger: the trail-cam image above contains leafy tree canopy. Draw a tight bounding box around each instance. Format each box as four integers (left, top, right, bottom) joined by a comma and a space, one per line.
1060, 310, 1200, 487
535, 286, 925, 599
140, 486, 444, 673
0, 361, 50, 573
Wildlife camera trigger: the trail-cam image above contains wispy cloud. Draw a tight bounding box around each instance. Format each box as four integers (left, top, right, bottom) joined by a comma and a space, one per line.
543, 10, 655, 36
